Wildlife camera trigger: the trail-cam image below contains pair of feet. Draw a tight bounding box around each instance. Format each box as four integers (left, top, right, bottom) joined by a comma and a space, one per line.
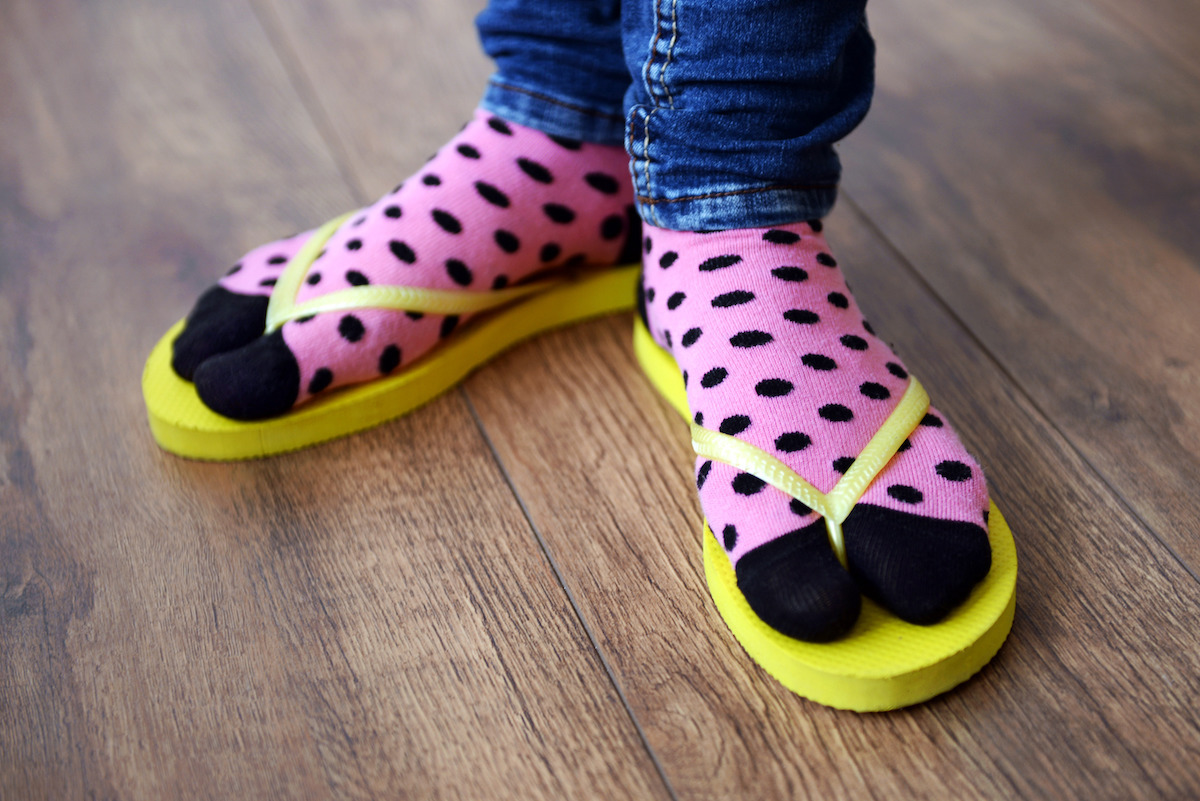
172, 109, 991, 642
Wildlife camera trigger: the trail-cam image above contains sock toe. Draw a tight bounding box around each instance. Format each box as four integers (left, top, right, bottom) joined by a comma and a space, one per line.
172, 286, 270, 380
192, 330, 301, 420
843, 504, 992, 625
734, 519, 862, 643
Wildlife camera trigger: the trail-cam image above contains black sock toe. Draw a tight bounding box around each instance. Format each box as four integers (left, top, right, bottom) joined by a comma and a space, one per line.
192, 330, 300, 420
172, 286, 270, 380
734, 519, 862, 643
843, 504, 992, 625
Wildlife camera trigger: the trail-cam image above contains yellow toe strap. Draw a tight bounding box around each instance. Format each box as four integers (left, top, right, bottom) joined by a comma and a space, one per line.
264, 212, 561, 333
690, 377, 930, 568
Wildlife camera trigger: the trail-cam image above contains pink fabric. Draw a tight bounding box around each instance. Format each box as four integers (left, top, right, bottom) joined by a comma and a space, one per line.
641, 222, 990, 565
221, 109, 633, 405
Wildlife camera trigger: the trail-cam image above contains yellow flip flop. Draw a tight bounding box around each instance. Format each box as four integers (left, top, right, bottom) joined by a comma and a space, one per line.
633, 317, 1017, 712
143, 213, 639, 461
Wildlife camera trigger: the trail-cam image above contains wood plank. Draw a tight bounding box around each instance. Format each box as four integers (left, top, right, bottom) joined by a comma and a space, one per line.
0, 2, 670, 799
464, 200, 1200, 799
838, 0, 1200, 570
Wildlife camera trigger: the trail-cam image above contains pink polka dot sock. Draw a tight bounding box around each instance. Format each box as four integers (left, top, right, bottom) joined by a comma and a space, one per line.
173, 109, 639, 419
640, 221, 992, 641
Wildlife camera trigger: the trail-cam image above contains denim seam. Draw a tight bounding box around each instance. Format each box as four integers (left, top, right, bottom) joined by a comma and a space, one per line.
486, 79, 624, 121
636, 183, 837, 204
662, 0, 678, 108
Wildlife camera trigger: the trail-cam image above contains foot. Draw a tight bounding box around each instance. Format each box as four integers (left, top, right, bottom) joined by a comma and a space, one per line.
173, 109, 640, 420
640, 221, 992, 641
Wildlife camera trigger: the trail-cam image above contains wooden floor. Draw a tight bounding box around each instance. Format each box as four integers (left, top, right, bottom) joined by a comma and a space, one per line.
4, 0, 1200, 798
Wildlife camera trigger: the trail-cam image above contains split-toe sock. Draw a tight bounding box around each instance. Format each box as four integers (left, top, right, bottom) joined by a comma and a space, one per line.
640, 221, 992, 641
173, 109, 640, 419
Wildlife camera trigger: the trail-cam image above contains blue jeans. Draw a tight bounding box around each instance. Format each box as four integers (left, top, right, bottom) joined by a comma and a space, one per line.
476, 0, 874, 231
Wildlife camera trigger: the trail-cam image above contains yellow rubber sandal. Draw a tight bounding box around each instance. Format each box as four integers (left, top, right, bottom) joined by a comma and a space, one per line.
633, 316, 1017, 712
143, 213, 639, 461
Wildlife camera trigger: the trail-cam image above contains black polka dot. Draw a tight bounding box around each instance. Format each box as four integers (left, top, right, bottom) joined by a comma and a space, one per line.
832, 456, 855, 474
643, 236, 653, 254
801, 353, 837, 371
646, 288, 656, 303
816, 252, 837, 267
422, 174, 441, 186
819, 404, 854, 422
699, 254, 742, 272
488, 117, 512, 135
764, 229, 800, 244
983, 509, 991, 524
346, 238, 363, 251
585, 172, 620, 194
827, 292, 849, 309
295, 315, 315, 324
600, 215, 624, 240
475, 181, 510, 208
860, 382, 891, 400
694, 411, 704, 426
807, 219, 824, 233
543, 203, 575, 224
517, 158, 553, 183
730, 330, 773, 348
390, 240, 416, 264
783, 309, 820, 325
338, 314, 365, 342
305, 273, 321, 286
494, 230, 520, 253
259, 278, 277, 287
662, 329, 673, 348
776, 432, 811, 452
921, 413, 944, 428
720, 415, 751, 435
345, 270, 369, 286
700, 367, 727, 388
308, 368, 333, 394
492, 275, 509, 289
697, 460, 712, 489
682, 370, 689, 387
405, 312, 424, 321
666, 292, 686, 310
886, 362, 908, 379
392, 183, 404, 193
712, 290, 755, 308
659, 251, 678, 268
548, 134, 582, 150
681, 328, 702, 347
936, 460, 973, 482
790, 498, 812, 516
384, 205, 402, 218
887, 485, 924, 504
457, 144, 480, 159
540, 243, 561, 263
432, 209, 462, 234
732, 473, 766, 495
440, 315, 459, 338
379, 344, 401, 374
446, 259, 473, 286
863, 319, 876, 335
771, 267, 808, 282
756, 378, 793, 397
840, 334, 868, 350
314, 249, 326, 261
226, 263, 242, 276
267, 255, 287, 265
722, 524, 738, 551
898, 438, 912, 452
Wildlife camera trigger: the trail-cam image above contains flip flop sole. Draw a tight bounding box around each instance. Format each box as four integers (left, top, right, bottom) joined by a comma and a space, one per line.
143, 265, 639, 461
633, 316, 1017, 711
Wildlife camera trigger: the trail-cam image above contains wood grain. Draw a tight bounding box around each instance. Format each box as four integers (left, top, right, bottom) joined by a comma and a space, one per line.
0, 2, 668, 799
839, 0, 1200, 571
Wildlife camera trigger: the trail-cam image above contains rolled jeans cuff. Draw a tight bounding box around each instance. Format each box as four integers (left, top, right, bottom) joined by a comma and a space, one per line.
632, 184, 840, 232
480, 77, 627, 147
